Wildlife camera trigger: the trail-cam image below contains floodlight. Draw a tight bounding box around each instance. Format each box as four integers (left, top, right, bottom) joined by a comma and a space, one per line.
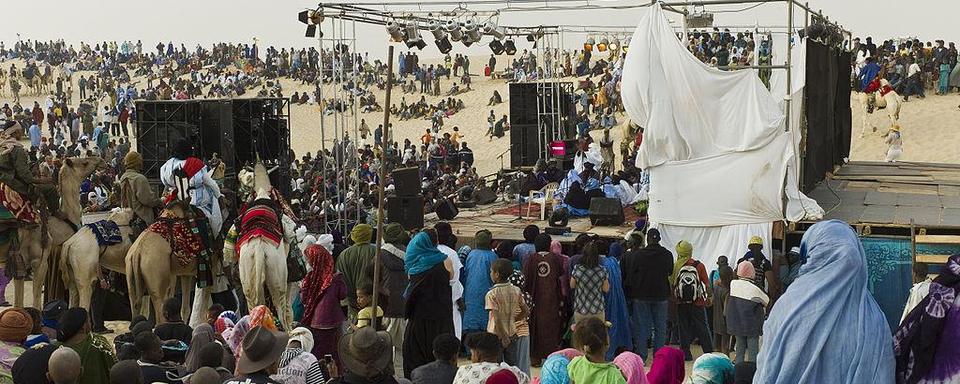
436, 37, 453, 54
584, 37, 595, 51
387, 21, 406, 42
429, 20, 447, 40
504, 39, 517, 55
405, 21, 427, 50
483, 21, 506, 40
463, 20, 482, 44
609, 38, 620, 51
445, 20, 463, 41
598, 37, 609, 52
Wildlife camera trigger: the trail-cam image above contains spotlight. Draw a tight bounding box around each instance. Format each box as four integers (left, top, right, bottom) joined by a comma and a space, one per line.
584, 37, 595, 51
436, 36, 453, 54
429, 20, 447, 40
299, 9, 323, 38
598, 37, 609, 52
527, 28, 544, 42
463, 20, 482, 44
483, 21, 505, 40
489, 40, 504, 55
609, 38, 620, 51
405, 21, 427, 50
305, 24, 319, 38
386, 21, 406, 42
504, 39, 517, 55
445, 20, 463, 41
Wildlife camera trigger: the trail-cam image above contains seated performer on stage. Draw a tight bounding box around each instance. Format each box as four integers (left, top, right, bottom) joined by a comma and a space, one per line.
159, 139, 224, 236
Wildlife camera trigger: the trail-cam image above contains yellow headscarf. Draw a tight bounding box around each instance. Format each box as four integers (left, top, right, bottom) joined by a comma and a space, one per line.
351, 224, 373, 244
671, 240, 694, 286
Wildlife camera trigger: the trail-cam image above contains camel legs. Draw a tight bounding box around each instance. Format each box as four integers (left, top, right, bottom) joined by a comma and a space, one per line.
13, 280, 23, 307
179, 277, 194, 324
189, 286, 212, 328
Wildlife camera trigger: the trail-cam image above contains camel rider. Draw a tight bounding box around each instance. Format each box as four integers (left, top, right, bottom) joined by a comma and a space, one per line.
159, 139, 224, 237
119, 151, 162, 235
0, 122, 59, 224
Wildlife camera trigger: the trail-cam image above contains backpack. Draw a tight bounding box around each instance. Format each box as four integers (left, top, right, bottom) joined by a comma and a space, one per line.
674, 260, 707, 303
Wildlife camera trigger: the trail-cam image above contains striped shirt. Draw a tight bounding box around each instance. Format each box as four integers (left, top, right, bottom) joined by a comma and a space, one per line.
272, 348, 327, 384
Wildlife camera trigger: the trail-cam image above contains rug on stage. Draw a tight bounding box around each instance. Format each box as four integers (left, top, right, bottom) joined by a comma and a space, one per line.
494, 202, 642, 223
86, 220, 123, 246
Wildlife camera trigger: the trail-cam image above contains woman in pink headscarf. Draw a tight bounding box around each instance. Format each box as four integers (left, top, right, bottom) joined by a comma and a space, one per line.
614, 352, 649, 384
646, 346, 684, 384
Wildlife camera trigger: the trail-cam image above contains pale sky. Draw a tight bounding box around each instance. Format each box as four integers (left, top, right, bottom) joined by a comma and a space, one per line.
1, 0, 955, 60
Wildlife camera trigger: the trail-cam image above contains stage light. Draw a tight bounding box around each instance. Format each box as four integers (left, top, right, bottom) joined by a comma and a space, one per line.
598, 37, 609, 52
429, 20, 447, 40
436, 36, 453, 54
305, 24, 318, 38
445, 20, 463, 41
489, 40, 504, 55
404, 21, 427, 50
386, 21, 406, 42
483, 21, 506, 40
463, 20, 482, 45
299, 10, 310, 24
584, 37, 595, 51
527, 28, 543, 42
609, 37, 620, 51
504, 39, 517, 55
300, 9, 323, 38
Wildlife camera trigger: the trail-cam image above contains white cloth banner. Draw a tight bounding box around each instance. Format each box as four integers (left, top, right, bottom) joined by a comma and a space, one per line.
621, 5, 823, 267
655, 222, 772, 273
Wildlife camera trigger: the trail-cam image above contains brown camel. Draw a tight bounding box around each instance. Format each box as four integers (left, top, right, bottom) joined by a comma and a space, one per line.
0, 157, 105, 307
125, 199, 208, 324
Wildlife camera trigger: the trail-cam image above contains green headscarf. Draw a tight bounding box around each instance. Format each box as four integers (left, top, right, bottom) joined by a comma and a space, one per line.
382, 223, 406, 244
351, 224, 373, 244
671, 240, 693, 286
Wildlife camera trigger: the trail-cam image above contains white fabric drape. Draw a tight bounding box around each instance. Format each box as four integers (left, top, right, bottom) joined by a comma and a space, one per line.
621, 5, 823, 271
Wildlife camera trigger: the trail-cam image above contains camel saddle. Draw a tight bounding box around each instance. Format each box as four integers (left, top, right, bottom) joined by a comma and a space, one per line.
235, 199, 283, 256
146, 205, 215, 288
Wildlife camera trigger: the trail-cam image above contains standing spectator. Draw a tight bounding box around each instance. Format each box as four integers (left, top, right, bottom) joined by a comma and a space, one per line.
725, 262, 768, 364
522, 233, 565, 366
570, 241, 609, 322
402, 231, 454, 378
463, 230, 497, 342
736, 237, 778, 301
672, 240, 714, 361
336, 224, 377, 321
300, 244, 347, 368
378, 223, 409, 373
485, 259, 529, 369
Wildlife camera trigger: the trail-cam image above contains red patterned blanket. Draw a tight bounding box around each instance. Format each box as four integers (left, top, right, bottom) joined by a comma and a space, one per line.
147, 215, 204, 267
236, 204, 282, 255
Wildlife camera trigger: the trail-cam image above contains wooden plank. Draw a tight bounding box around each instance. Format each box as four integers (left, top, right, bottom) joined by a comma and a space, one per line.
917, 254, 951, 264
915, 235, 960, 244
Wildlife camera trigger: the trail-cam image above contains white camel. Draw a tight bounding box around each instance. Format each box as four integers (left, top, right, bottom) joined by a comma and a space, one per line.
60, 208, 137, 310
860, 78, 903, 138
233, 161, 296, 331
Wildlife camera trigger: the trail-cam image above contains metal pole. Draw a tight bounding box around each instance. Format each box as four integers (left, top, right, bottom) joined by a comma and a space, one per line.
371, 45, 395, 332
659, 0, 786, 7
784, 0, 793, 132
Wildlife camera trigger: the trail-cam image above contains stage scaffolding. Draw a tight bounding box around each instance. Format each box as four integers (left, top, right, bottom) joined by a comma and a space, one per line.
316, 16, 363, 235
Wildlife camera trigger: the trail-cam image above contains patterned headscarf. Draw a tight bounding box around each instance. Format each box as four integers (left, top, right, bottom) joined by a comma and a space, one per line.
300, 243, 336, 326
249, 305, 277, 331
224, 315, 250, 354
689, 353, 734, 384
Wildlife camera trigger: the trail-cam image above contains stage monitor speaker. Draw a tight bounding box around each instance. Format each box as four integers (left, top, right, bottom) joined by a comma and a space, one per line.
435, 198, 459, 220
388, 195, 425, 230
392, 167, 421, 196
473, 185, 497, 205
589, 197, 625, 226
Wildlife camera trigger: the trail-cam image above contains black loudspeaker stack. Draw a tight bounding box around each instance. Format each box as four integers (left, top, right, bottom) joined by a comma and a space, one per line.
589, 197, 625, 226
388, 167, 425, 230
508, 82, 574, 168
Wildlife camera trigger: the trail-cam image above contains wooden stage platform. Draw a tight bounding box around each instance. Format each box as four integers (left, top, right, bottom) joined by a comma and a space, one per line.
425, 200, 634, 245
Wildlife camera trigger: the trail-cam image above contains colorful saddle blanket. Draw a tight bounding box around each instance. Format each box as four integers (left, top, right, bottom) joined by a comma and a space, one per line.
86, 220, 123, 246
147, 215, 204, 267
0, 183, 37, 224
236, 202, 283, 255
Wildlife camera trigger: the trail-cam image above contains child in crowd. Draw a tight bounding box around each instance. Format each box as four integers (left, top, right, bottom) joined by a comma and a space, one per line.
355, 283, 384, 330
567, 317, 627, 384
486, 259, 530, 368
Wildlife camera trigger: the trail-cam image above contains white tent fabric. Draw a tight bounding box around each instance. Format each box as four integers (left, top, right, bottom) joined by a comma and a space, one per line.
621, 5, 823, 270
